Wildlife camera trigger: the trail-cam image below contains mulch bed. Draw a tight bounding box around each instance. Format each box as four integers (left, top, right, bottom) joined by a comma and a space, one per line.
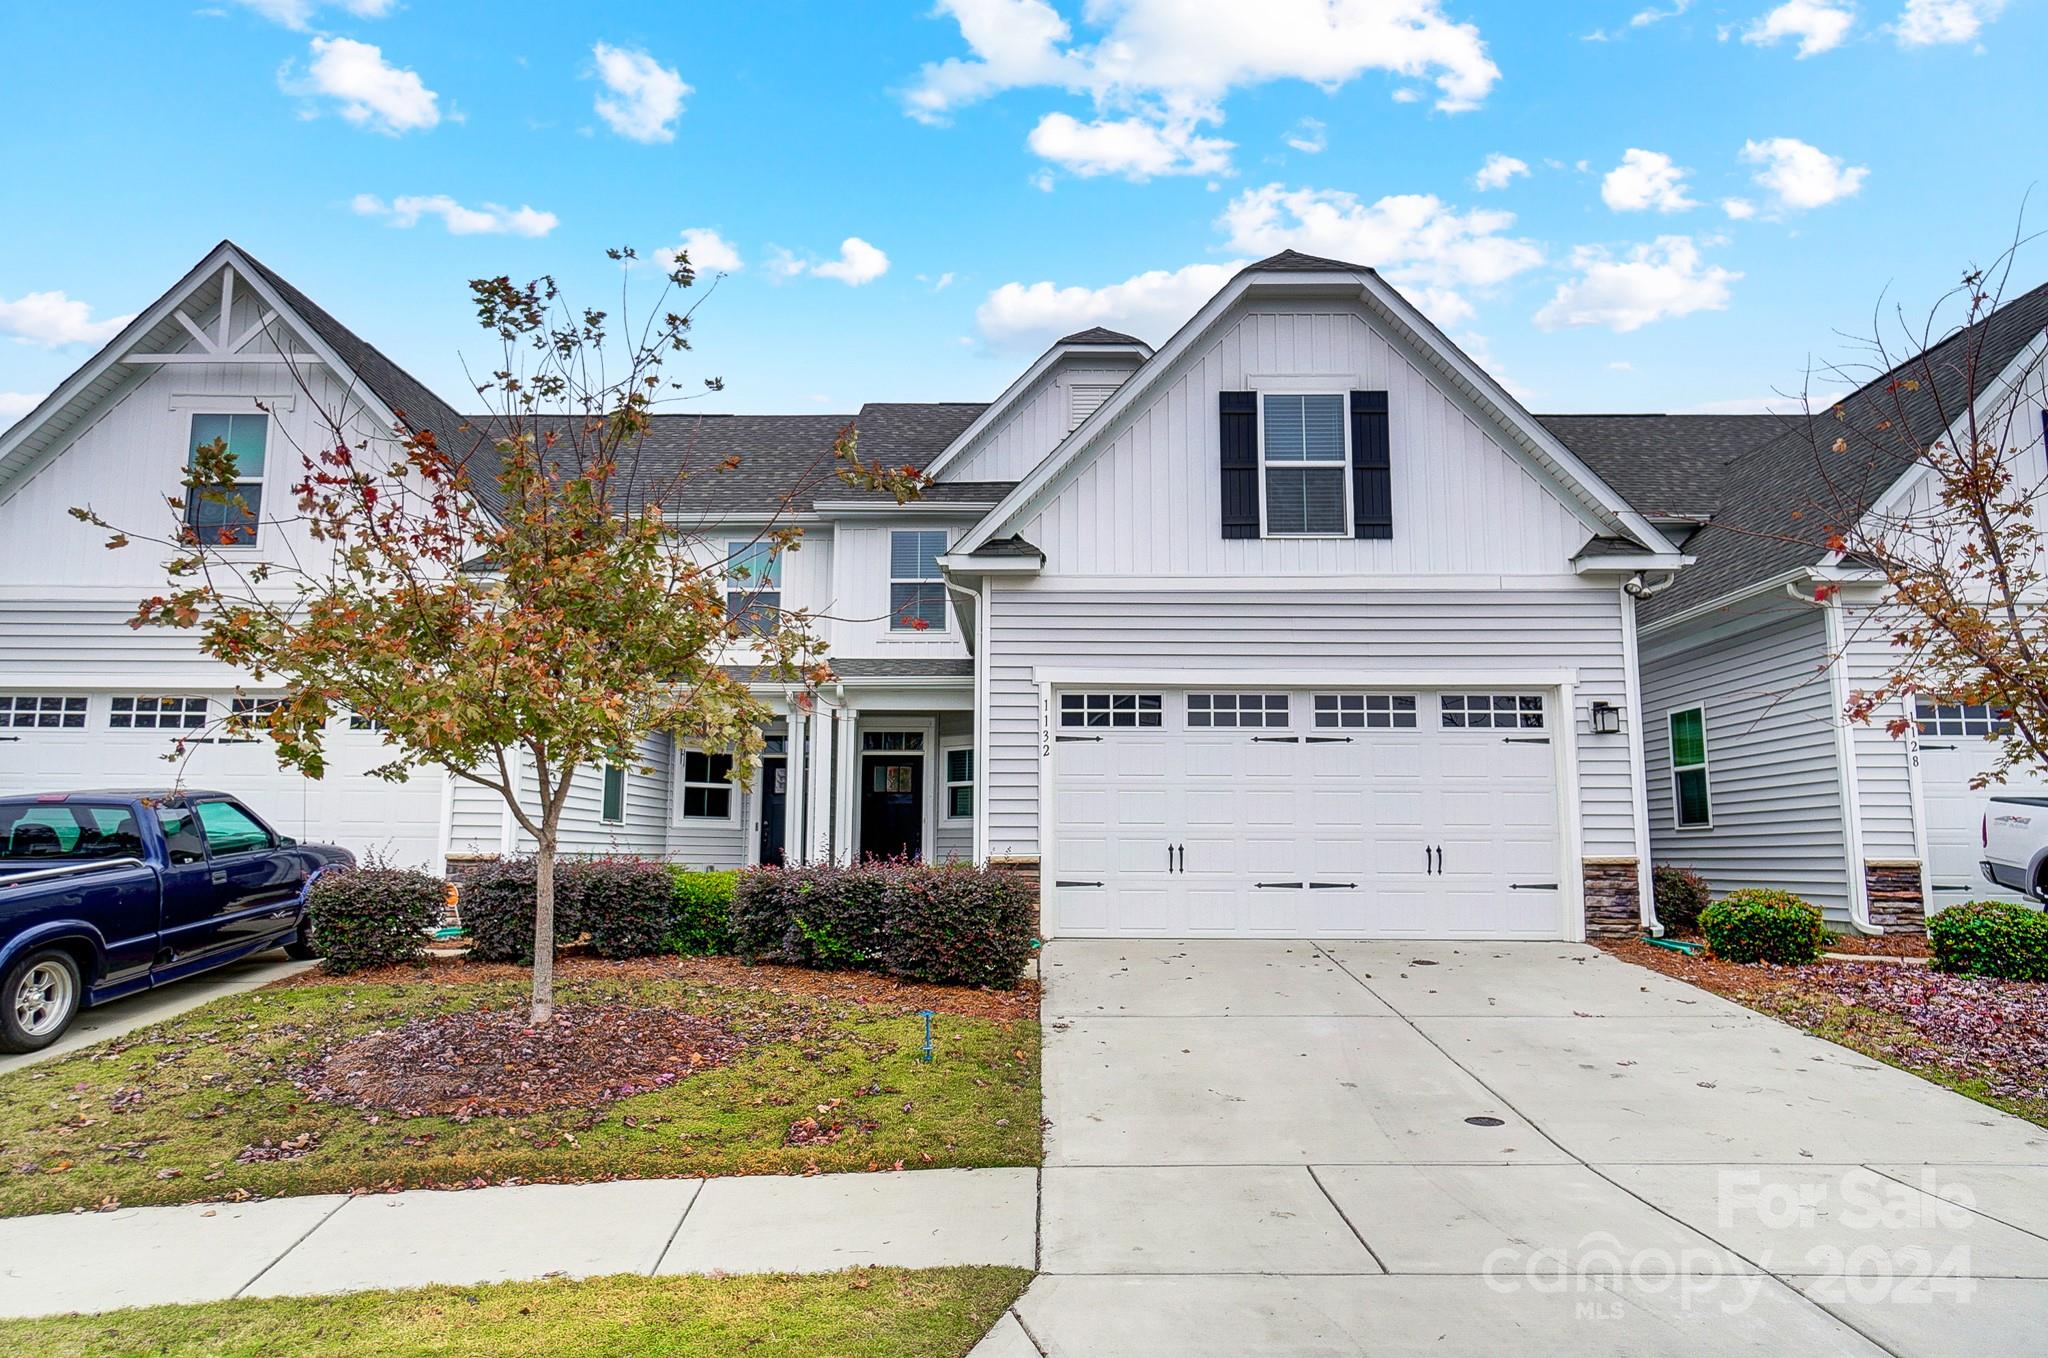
1819, 932, 1932, 959
275, 953, 1040, 1023
292, 1005, 745, 1118
1603, 939, 2048, 1107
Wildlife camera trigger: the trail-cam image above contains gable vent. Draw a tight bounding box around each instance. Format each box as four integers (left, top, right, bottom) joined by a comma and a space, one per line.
1068, 383, 1117, 431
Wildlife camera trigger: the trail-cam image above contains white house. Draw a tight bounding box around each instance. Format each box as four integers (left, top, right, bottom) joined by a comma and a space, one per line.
22, 238, 1919, 945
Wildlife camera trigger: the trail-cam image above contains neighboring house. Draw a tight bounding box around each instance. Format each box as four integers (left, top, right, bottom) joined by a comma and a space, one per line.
1612, 282, 2048, 932
33, 238, 2023, 942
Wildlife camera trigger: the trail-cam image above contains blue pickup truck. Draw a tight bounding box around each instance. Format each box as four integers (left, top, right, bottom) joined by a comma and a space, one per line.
0, 791, 354, 1052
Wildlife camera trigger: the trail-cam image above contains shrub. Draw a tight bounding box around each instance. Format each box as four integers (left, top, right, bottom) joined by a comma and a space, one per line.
305, 863, 443, 974
730, 862, 893, 967
668, 868, 737, 956
456, 857, 558, 963
575, 857, 678, 960
1699, 888, 1827, 965
1652, 865, 1712, 936
884, 860, 1036, 989
1929, 900, 2048, 981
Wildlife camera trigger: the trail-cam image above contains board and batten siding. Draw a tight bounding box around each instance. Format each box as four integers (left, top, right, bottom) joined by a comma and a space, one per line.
983, 584, 1639, 862
1641, 604, 1852, 917
942, 357, 1142, 484
1840, 605, 1920, 863
1014, 303, 1606, 578
824, 520, 978, 660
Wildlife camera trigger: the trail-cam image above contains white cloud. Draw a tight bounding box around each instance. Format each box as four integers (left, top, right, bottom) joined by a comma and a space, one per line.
0, 290, 135, 347
1027, 111, 1233, 179
1600, 148, 1697, 212
1586, 0, 1693, 39
1607, 360, 1635, 371
0, 391, 47, 421
591, 43, 689, 144
656, 227, 742, 274
1534, 235, 1740, 332
1029, 168, 1056, 192
1742, 0, 1857, 56
351, 193, 557, 237
1721, 196, 1758, 219
1218, 183, 1544, 322
226, 0, 394, 29
1472, 153, 1529, 191
774, 238, 890, 286
287, 36, 440, 135
977, 261, 1243, 349
1895, 0, 2006, 45
1285, 117, 1327, 154
1740, 136, 1868, 210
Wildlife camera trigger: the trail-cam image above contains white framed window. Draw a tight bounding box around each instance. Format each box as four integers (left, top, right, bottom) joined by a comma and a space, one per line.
1187, 693, 1289, 729
184, 413, 268, 547
1914, 697, 2007, 737
1, 695, 88, 730
1259, 392, 1350, 537
601, 764, 626, 824
1669, 706, 1711, 829
1441, 694, 1544, 730
943, 745, 974, 820
725, 539, 781, 637
889, 529, 949, 632
110, 695, 208, 730
1060, 693, 1163, 729
1315, 693, 1417, 729
862, 730, 925, 752
680, 751, 734, 820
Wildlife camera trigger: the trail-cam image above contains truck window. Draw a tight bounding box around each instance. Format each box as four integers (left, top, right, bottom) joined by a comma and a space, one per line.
155, 807, 208, 866
195, 800, 274, 857
0, 804, 142, 860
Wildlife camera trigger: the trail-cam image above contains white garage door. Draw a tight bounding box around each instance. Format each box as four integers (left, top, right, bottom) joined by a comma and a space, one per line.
0, 692, 444, 869
1050, 688, 1565, 939
1915, 700, 2042, 911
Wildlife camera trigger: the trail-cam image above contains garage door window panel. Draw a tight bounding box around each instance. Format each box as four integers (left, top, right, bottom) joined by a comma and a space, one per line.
1914, 698, 2008, 737
1314, 694, 1416, 729
1260, 393, 1350, 537
1, 695, 87, 729
1669, 706, 1712, 830
1186, 693, 1289, 729
110, 696, 209, 730
1441, 694, 1544, 730
1060, 693, 1163, 729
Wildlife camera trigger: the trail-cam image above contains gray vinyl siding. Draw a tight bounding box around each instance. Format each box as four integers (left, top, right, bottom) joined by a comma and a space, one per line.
447, 736, 675, 861
667, 737, 749, 868
936, 709, 974, 861
446, 777, 506, 857
984, 583, 1638, 861
1641, 606, 1852, 919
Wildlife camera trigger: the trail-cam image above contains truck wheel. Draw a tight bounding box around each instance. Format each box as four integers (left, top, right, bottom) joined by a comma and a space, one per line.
1, 949, 82, 1054
283, 935, 320, 962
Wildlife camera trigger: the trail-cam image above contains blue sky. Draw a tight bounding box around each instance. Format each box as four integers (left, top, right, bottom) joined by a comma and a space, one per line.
2, 0, 2044, 424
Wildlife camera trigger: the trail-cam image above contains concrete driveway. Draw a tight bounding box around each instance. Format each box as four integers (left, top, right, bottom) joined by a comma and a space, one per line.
978, 940, 2048, 1357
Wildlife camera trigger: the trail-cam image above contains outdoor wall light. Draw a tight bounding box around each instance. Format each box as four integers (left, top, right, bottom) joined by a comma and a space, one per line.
1589, 701, 1622, 735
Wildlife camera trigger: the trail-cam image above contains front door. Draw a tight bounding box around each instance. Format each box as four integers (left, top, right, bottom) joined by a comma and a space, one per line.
859, 754, 923, 861
757, 757, 788, 866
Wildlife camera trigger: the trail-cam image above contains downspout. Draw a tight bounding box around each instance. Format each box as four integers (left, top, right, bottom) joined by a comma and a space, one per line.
1617, 580, 1659, 935
1788, 577, 1881, 933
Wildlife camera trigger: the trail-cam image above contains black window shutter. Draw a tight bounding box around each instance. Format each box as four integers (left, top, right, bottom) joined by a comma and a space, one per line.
1218, 390, 1259, 539
1350, 390, 1391, 540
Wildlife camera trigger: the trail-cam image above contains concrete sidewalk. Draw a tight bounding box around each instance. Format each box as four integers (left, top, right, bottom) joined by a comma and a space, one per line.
0, 1168, 1036, 1318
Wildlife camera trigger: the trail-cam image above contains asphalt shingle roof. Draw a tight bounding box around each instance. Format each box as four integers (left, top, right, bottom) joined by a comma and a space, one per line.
1536, 414, 1789, 519
1057, 326, 1147, 346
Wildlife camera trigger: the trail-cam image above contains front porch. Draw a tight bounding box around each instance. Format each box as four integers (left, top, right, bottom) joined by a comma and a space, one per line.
671, 661, 975, 868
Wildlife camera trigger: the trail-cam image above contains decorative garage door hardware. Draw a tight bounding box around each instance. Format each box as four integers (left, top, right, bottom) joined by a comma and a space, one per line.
1165, 844, 1186, 872
1502, 736, 1550, 745
1424, 846, 1443, 874
1256, 881, 1304, 889
1254, 881, 1358, 889
1509, 882, 1560, 891
1056, 880, 1104, 888
1307, 881, 1359, 889
1303, 735, 1353, 743
1250, 735, 1300, 743
1054, 734, 1102, 742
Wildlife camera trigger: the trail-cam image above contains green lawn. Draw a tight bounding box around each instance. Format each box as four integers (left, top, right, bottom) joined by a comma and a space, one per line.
0, 1267, 1033, 1358
0, 962, 1040, 1216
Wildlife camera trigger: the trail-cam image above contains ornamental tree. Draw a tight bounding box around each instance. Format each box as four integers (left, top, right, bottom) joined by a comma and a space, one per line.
74, 246, 922, 1022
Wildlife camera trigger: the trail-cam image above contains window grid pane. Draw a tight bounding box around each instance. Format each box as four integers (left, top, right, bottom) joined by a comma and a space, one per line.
1060, 692, 1163, 728
1, 695, 88, 729
1441, 693, 1543, 730
109, 695, 208, 730
1187, 693, 1288, 729
1914, 697, 2007, 737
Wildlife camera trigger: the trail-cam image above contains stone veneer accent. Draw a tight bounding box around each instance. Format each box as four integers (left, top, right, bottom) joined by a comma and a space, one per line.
1583, 857, 1641, 939
1865, 860, 1928, 934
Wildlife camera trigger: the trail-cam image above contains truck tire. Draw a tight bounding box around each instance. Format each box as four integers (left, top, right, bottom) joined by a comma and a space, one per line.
283, 934, 320, 962
1, 948, 83, 1054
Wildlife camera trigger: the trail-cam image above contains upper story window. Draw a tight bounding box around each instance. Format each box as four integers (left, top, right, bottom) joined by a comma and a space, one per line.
726, 540, 781, 637
1260, 394, 1349, 537
890, 529, 948, 632
184, 413, 267, 547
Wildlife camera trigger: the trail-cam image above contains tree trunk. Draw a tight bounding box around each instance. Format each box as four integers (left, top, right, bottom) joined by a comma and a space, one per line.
530, 831, 556, 1025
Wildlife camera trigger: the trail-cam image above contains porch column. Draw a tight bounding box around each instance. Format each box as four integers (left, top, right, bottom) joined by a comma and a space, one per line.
833, 706, 859, 864
784, 703, 808, 864
805, 705, 836, 864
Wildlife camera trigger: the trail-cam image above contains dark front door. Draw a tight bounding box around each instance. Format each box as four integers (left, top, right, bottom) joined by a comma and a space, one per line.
757, 757, 788, 866
859, 754, 923, 861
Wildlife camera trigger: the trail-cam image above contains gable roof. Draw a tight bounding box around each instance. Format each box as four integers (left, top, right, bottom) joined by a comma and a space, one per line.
1642, 277, 2048, 625
1057, 326, 1146, 346
955, 253, 1682, 560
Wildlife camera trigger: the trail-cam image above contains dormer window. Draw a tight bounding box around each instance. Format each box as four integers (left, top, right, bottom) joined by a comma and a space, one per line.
1259, 394, 1349, 537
